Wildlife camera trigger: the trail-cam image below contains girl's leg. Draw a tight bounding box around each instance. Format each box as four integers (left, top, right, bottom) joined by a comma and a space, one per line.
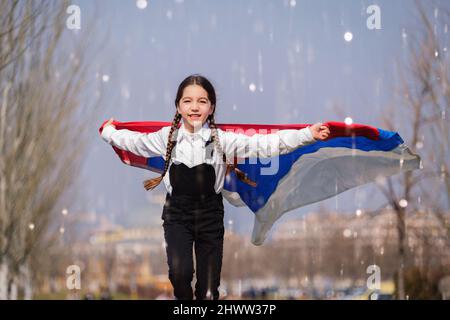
163, 217, 195, 300
194, 230, 224, 300
193, 199, 225, 300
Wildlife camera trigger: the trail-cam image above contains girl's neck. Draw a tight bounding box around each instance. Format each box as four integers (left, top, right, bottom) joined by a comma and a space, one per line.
182, 119, 208, 133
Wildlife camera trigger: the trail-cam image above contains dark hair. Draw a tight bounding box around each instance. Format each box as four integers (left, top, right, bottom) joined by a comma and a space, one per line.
143, 74, 257, 190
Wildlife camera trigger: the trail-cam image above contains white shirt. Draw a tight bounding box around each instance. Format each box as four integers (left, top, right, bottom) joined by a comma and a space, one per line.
101, 119, 316, 195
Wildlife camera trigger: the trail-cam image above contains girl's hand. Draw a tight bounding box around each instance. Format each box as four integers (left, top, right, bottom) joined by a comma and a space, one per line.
104, 117, 116, 129
309, 122, 330, 141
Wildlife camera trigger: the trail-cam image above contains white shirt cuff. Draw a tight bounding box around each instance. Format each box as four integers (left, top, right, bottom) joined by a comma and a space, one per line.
304, 126, 316, 142
101, 125, 116, 144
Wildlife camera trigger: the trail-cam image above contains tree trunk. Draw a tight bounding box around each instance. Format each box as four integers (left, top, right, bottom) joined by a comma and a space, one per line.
8, 278, 17, 300
397, 208, 406, 300
21, 263, 33, 300
0, 260, 8, 300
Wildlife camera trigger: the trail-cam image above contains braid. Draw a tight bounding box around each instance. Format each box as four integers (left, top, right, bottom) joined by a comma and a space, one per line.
208, 114, 257, 187
143, 112, 182, 190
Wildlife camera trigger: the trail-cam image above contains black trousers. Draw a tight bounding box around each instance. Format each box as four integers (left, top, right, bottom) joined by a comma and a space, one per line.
161, 192, 225, 300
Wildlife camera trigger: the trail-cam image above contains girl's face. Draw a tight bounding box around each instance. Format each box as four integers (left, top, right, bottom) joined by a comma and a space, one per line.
177, 84, 214, 133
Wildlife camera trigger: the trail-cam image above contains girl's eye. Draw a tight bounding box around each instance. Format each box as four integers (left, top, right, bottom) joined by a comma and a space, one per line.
181, 99, 207, 105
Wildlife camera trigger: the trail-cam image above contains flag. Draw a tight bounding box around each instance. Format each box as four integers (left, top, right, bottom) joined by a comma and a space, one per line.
99, 120, 422, 245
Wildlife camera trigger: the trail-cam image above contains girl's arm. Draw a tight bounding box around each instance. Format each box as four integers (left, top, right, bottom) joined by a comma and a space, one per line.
101, 125, 167, 158
218, 126, 316, 159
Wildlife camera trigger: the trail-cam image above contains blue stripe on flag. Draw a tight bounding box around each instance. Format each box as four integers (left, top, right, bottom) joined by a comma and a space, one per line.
226, 131, 404, 213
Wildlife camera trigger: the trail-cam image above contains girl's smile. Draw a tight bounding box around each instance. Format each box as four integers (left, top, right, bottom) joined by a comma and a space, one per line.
177, 84, 214, 133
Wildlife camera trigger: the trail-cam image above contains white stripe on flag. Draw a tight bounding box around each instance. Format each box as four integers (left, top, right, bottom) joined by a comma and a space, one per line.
250, 144, 421, 245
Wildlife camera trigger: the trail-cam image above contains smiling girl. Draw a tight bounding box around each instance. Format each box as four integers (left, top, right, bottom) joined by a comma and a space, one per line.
101, 74, 330, 300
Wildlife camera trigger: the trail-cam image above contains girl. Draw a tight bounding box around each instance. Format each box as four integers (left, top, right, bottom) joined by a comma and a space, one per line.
101, 74, 330, 300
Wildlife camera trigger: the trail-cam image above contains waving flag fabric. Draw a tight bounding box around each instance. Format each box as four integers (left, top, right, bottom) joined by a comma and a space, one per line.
99, 120, 421, 245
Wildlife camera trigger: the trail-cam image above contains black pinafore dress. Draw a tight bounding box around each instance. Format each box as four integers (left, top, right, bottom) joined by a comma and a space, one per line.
161, 136, 224, 300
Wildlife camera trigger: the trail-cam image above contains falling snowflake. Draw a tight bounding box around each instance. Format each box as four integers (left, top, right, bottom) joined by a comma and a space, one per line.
136, 0, 147, 10
344, 117, 353, 125
401, 28, 407, 39
399, 199, 408, 208
344, 32, 353, 42
343, 229, 352, 238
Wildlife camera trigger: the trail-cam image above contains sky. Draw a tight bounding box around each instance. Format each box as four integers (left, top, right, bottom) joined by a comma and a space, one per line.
67, 0, 448, 238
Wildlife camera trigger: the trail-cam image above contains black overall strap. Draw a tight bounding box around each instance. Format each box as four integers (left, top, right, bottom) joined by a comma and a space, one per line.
169, 136, 217, 197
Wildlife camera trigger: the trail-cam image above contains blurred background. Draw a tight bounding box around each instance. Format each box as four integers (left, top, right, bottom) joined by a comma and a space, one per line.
0, 0, 449, 300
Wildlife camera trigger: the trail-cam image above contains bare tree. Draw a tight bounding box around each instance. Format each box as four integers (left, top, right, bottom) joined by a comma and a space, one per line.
378, 2, 450, 299
0, 0, 103, 299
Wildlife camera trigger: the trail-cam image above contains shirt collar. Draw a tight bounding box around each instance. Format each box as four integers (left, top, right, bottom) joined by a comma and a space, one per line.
177, 119, 211, 143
